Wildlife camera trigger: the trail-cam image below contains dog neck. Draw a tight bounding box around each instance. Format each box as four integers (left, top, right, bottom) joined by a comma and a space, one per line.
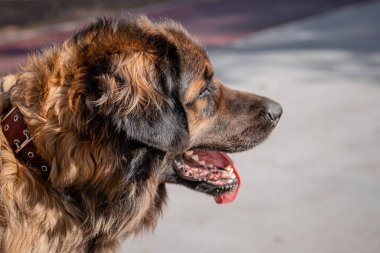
0, 78, 51, 179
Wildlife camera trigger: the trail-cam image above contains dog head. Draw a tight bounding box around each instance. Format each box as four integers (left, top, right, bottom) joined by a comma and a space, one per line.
62, 16, 282, 201
10, 16, 281, 235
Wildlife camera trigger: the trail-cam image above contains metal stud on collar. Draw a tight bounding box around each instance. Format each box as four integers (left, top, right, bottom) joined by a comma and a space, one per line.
14, 139, 21, 149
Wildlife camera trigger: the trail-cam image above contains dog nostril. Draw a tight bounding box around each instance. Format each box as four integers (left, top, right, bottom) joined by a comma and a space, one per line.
266, 101, 283, 122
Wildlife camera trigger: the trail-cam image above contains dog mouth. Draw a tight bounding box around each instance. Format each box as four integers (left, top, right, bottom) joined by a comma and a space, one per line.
173, 150, 241, 204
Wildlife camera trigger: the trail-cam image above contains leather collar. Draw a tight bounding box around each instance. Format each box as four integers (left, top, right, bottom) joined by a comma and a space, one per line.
0, 84, 51, 178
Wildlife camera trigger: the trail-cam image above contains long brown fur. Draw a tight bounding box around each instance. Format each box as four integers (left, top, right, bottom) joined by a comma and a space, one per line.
0, 16, 185, 253
0, 15, 282, 253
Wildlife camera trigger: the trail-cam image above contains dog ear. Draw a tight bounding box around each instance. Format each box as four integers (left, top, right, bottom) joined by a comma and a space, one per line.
123, 99, 189, 152
120, 52, 189, 151
93, 51, 189, 152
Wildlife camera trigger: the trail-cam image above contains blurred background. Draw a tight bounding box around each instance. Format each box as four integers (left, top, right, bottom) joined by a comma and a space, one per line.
1, 0, 379, 252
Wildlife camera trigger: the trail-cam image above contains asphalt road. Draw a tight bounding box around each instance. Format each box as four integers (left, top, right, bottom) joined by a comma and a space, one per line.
0, 0, 368, 75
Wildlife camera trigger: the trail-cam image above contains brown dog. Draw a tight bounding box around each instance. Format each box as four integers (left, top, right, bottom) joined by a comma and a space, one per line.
0, 16, 282, 252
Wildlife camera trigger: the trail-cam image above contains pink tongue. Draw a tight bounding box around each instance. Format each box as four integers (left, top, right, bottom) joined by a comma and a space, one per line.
194, 151, 241, 204
214, 188, 239, 204
214, 160, 240, 204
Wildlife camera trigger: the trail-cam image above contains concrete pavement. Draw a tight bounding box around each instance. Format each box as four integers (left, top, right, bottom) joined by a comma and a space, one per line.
122, 1, 380, 252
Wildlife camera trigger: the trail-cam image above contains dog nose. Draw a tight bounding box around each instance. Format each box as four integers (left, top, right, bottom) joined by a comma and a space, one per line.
265, 100, 282, 122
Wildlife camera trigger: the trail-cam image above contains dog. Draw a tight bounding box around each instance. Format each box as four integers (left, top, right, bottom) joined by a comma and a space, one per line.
0, 16, 282, 252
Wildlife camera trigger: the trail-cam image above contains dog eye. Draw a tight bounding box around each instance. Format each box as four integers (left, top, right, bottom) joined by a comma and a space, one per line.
198, 87, 211, 98
199, 83, 216, 99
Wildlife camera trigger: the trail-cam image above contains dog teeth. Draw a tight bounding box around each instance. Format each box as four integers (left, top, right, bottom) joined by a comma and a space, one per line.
191, 155, 199, 161
185, 151, 194, 156
199, 160, 206, 166
224, 165, 233, 172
